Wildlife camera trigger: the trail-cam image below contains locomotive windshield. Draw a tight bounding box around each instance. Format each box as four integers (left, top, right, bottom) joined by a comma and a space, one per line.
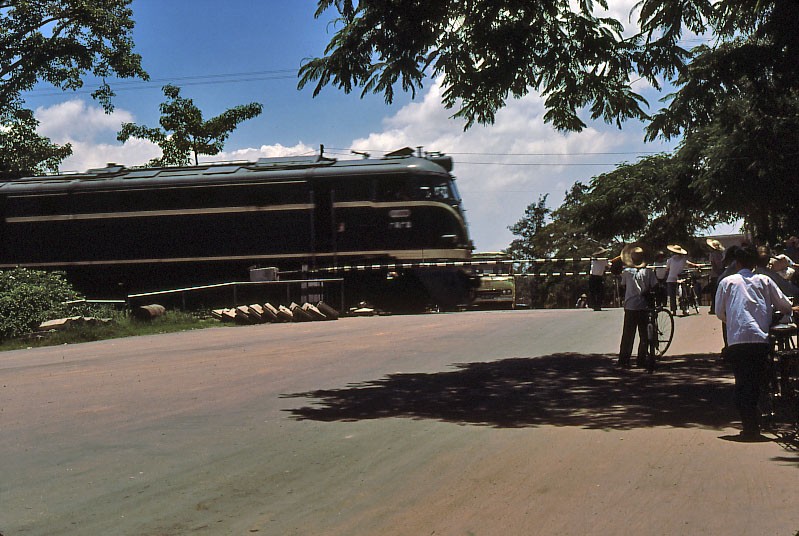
376, 175, 459, 205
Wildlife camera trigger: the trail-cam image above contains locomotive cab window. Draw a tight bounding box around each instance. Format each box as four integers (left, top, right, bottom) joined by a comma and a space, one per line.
375, 175, 457, 203
326, 177, 372, 202
411, 177, 456, 203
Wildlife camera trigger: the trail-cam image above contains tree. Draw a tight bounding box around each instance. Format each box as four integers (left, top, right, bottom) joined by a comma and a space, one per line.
301, 0, 648, 131
564, 154, 716, 248
117, 85, 264, 167
671, 87, 799, 243
302, 2, 798, 133
0, 1, 147, 177
506, 153, 724, 262
0, 0, 148, 114
0, 268, 81, 341
0, 108, 72, 179
506, 195, 551, 260
300, 0, 751, 130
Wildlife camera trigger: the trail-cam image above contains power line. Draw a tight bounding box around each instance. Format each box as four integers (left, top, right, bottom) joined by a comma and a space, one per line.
455, 161, 627, 166
24, 69, 298, 98
328, 147, 665, 158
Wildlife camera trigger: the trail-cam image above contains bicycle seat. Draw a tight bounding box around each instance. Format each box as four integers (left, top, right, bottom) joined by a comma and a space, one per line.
770, 323, 798, 334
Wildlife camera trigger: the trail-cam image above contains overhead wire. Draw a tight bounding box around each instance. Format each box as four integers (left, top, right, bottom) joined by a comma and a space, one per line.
24, 69, 299, 98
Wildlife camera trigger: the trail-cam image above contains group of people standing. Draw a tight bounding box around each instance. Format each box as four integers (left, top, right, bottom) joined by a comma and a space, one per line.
586, 242, 703, 315
593, 237, 799, 441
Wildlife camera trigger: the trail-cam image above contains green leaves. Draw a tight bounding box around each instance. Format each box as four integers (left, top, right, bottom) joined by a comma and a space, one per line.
117, 85, 263, 167
0, 0, 148, 114
301, 0, 696, 131
0, 268, 81, 341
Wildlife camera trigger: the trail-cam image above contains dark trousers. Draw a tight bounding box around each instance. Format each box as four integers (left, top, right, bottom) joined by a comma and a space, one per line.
726, 343, 770, 435
707, 277, 718, 313
619, 309, 648, 365
666, 281, 678, 313
588, 275, 604, 310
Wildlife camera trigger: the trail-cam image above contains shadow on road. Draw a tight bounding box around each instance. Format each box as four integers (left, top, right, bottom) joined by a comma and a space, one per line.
283, 353, 740, 430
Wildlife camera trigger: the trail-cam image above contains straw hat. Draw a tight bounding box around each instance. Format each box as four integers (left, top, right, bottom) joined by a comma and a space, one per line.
706, 238, 725, 252
621, 244, 647, 268
667, 244, 688, 255
591, 247, 609, 257
771, 256, 791, 272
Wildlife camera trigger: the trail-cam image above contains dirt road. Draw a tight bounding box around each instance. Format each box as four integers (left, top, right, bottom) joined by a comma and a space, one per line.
1, 307, 798, 535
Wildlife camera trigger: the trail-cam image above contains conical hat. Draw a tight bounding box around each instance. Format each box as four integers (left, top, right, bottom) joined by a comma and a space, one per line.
621, 244, 647, 268
667, 244, 687, 255
771, 256, 791, 272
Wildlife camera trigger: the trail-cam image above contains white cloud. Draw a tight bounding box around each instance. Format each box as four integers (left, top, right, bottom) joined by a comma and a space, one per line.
36, 100, 135, 143
34, 100, 161, 172
208, 142, 317, 162
34, 100, 316, 172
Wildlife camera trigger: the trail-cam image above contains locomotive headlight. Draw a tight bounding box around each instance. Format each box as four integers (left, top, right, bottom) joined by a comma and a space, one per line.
440, 234, 458, 245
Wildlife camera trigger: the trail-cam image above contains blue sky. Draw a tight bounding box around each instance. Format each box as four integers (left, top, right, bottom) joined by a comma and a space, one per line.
22, 0, 733, 252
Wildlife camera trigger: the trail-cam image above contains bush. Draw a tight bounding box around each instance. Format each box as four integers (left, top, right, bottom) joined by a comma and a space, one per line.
0, 268, 82, 341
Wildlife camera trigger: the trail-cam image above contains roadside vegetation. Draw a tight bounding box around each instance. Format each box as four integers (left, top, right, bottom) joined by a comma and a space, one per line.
0, 311, 221, 352
0, 268, 223, 352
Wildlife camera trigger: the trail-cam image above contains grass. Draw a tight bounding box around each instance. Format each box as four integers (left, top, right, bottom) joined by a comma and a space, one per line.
0, 311, 226, 352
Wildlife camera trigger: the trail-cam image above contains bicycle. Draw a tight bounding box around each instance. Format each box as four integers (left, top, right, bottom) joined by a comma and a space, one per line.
677, 270, 700, 315
644, 289, 675, 373
760, 320, 799, 435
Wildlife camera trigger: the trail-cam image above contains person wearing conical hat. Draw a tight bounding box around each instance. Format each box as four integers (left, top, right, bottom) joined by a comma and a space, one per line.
665, 244, 701, 314
769, 243, 795, 281
617, 244, 658, 368
706, 238, 725, 314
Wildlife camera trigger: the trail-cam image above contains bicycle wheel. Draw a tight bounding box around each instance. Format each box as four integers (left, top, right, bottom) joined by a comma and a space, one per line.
654, 308, 675, 356
759, 357, 780, 431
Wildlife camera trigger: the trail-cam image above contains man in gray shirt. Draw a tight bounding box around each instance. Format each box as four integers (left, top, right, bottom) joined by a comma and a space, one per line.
618, 246, 657, 368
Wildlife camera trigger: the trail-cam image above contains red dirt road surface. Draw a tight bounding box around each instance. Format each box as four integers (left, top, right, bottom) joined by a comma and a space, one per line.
1, 307, 798, 535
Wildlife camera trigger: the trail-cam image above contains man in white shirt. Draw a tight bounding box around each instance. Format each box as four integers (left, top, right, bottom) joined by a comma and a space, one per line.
715, 245, 799, 440
588, 247, 610, 311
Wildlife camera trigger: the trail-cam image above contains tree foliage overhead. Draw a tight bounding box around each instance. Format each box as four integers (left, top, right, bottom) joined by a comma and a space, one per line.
0, 0, 147, 177
647, 0, 799, 140
0, 0, 148, 114
117, 85, 264, 167
301, 0, 654, 131
302, 1, 798, 135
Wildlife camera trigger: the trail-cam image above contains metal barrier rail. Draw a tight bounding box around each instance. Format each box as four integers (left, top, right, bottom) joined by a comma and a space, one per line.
296, 258, 711, 276
127, 278, 345, 310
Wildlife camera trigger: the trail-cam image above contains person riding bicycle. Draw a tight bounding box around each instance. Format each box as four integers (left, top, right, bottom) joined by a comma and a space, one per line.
618, 244, 658, 369
715, 244, 799, 441
665, 244, 701, 315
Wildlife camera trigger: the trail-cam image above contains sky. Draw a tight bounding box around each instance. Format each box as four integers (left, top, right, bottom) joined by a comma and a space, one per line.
22, 0, 733, 252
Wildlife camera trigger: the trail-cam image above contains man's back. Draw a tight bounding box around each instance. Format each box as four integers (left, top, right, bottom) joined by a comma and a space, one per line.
716, 269, 793, 345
